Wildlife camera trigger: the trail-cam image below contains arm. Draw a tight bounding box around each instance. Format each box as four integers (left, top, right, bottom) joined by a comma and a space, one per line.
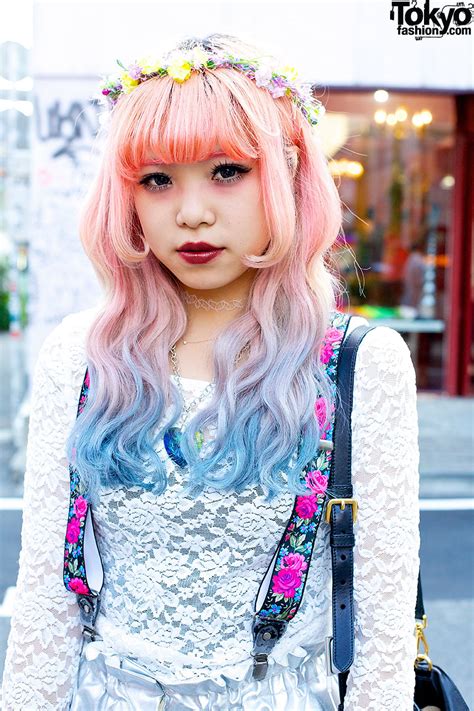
343, 326, 420, 710
1, 321, 84, 710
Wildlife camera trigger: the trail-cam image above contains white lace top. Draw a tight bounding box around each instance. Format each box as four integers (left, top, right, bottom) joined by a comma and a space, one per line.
1, 307, 420, 710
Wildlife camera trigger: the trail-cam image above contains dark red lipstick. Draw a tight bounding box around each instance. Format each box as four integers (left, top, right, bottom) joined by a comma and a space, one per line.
177, 241, 224, 265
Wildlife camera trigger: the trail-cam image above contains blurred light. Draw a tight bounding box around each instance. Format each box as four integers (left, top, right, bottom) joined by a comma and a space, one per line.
15, 76, 33, 91
0, 99, 34, 115
395, 107, 408, 121
420, 109, 433, 124
386, 113, 397, 126
412, 112, 424, 127
374, 89, 389, 102
374, 109, 387, 124
440, 175, 455, 189
329, 159, 364, 178
0, 76, 33, 91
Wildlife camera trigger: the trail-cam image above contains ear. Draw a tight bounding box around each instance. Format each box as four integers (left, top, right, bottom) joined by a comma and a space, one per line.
285, 144, 300, 179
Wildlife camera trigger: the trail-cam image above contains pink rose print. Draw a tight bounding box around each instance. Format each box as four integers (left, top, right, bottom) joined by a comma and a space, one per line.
85, 370, 90, 388
305, 470, 328, 495
272, 568, 302, 598
320, 327, 341, 364
281, 553, 308, 573
66, 517, 81, 544
314, 397, 334, 437
295, 494, 319, 519
68, 577, 90, 594
314, 397, 327, 430
74, 496, 88, 519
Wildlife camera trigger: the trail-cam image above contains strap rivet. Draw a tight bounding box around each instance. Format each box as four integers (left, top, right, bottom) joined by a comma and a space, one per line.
262, 631, 272, 640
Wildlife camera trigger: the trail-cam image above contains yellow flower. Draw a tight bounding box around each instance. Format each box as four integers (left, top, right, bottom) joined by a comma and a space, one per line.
191, 47, 209, 69
120, 72, 140, 94
137, 55, 165, 75
167, 56, 193, 83
280, 64, 299, 82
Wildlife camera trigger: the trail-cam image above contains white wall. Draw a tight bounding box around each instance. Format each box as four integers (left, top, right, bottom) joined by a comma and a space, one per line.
33, 0, 473, 89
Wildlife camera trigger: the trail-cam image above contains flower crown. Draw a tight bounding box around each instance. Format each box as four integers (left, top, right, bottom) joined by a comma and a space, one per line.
98, 46, 326, 127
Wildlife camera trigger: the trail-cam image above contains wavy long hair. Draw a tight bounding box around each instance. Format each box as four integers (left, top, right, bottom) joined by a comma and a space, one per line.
66, 33, 343, 506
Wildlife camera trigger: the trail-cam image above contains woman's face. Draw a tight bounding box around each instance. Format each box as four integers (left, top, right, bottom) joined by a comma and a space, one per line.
132, 147, 270, 294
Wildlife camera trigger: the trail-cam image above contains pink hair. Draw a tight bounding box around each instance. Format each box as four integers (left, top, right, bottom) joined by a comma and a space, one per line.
67, 34, 343, 504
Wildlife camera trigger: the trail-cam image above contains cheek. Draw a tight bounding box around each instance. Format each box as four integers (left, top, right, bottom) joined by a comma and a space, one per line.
134, 196, 168, 241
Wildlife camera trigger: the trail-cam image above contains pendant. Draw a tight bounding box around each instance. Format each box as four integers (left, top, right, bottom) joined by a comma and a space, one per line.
163, 427, 205, 468
163, 427, 187, 468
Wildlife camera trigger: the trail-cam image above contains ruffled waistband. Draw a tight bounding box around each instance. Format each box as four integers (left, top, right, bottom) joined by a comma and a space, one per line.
70, 636, 341, 710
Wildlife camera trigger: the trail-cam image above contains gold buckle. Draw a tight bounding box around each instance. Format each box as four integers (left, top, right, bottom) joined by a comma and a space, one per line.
414, 614, 433, 671
325, 498, 358, 524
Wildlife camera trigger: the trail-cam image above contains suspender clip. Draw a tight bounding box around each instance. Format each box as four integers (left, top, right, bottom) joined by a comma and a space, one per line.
252, 653, 269, 681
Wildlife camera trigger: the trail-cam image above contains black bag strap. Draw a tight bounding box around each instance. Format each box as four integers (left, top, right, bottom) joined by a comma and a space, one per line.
328, 323, 376, 680
330, 324, 424, 709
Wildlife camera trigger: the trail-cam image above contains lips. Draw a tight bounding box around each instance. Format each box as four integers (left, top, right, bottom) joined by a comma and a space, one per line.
177, 241, 221, 252
177, 245, 224, 265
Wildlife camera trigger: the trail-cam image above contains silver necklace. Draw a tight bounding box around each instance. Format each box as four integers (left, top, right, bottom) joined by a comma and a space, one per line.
169, 344, 215, 425
169, 342, 249, 426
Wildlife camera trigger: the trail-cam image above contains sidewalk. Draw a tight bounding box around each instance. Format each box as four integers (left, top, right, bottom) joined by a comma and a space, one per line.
417, 393, 474, 499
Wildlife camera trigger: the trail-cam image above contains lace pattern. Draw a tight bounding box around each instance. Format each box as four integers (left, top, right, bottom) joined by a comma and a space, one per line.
1, 307, 420, 710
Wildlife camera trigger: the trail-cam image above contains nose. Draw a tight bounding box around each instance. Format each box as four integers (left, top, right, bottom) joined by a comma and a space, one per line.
176, 188, 216, 228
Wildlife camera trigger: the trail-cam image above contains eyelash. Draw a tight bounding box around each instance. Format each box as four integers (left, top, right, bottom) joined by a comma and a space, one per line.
138, 162, 251, 192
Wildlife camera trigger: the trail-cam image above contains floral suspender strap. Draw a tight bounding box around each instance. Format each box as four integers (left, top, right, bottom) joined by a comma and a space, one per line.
251, 310, 352, 681
63, 369, 104, 642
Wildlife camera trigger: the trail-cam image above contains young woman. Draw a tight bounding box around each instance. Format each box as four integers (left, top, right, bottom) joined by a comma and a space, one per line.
1, 33, 420, 710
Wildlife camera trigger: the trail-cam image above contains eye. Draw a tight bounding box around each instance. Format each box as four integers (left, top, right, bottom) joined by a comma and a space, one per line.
211, 162, 251, 184
138, 173, 170, 192
137, 162, 251, 193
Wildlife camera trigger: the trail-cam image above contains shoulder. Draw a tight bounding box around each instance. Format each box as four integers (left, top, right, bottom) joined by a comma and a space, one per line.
345, 317, 416, 391
40, 304, 101, 355
338, 312, 415, 382
36, 304, 101, 387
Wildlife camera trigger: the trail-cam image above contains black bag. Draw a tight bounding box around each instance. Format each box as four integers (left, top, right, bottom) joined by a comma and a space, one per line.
329, 323, 469, 711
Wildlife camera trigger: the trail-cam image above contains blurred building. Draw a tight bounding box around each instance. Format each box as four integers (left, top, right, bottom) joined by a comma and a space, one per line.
324, 90, 473, 395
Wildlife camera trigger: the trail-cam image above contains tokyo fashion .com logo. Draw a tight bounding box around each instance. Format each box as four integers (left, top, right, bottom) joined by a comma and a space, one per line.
390, 1, 473, 39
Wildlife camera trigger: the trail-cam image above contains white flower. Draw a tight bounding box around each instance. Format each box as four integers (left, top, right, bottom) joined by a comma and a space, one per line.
268, 85, 287, 99
254, 63, 274, 88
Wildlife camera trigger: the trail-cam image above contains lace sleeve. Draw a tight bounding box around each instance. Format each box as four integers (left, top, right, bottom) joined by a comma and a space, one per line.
1, 319, 84, 711
343, 326, 420, 710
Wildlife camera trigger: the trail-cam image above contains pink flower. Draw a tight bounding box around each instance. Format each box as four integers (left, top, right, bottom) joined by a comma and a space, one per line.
295, 494, 319, 519
320, 327, 341, 364
85, 370, 90, 388
281, 553, 308, 573
314, 397, 327, 429
272, 568, 302, 598
66, 517, 81, 544
305, 470, 328, 495
74, 496, 88, 519
68, 577, 90, 595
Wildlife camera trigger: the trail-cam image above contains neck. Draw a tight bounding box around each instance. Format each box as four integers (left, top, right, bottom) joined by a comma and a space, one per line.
180, 270, 254, 339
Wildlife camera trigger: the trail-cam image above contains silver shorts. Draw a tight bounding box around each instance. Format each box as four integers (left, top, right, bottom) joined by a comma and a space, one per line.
69, 637, 341, 710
